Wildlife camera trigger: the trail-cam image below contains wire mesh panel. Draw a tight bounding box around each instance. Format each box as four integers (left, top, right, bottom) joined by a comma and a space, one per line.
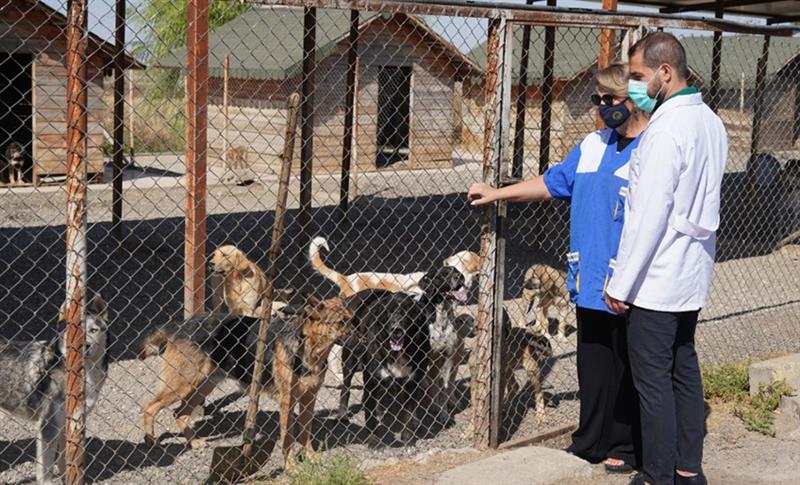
0, 0, 798, 483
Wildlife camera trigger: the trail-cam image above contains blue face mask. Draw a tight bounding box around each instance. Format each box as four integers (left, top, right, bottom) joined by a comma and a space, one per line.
599, 102, 631, 129
628, 73, 664, 113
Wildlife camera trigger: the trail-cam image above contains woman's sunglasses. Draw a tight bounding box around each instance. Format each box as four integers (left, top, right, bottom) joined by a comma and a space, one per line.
590, 94, 625, 106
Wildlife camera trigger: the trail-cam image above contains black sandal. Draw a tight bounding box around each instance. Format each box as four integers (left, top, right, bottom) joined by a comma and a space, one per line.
604, 460, 634, 474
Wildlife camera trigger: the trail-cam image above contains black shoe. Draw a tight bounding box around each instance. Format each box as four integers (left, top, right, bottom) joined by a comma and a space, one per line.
628, 473, 648, 485
605, 461, 635, 474
675, 472, 707, 485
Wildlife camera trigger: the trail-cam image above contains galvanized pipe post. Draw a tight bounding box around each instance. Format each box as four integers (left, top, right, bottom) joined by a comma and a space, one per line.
112, 0, 125, 239
64, 0, 89, 482
708, 5, 723, 113
539, 0, 557, 176
185, 0, 209, 319
339, 9, 359, 216
299, 7, 316, 251
747, 34, 770, 237
512, 0, 535, 180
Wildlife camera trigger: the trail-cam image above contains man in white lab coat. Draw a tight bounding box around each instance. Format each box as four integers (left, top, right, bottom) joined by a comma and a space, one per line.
604, 33, 727, 485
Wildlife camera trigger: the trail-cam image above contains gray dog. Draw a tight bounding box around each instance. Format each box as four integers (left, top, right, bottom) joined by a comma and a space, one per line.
0, 294, 109, 485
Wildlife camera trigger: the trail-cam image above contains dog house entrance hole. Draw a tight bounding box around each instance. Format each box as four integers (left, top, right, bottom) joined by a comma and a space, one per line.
0, 53, 33, 184
376, 65, 411, 167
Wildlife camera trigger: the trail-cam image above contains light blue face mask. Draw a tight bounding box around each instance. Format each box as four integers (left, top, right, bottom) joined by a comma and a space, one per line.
628, 73, 663, 113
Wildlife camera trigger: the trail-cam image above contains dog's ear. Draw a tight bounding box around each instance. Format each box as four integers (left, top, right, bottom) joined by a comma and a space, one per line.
89, 293, 109, 320
302, 294, 325, 320
419, 268, 438, 293
58, 299, 69, 322
58, 293, 107, 322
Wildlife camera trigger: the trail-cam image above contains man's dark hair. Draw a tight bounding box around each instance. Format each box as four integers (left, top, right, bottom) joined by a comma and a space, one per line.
628, 32, 689, 80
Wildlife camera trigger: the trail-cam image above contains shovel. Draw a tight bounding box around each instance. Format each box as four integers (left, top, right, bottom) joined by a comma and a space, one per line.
208, 92, 301, 484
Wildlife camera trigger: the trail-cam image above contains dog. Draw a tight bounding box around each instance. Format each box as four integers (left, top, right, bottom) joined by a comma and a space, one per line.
337, 266, 466, 444
139, 295, 352, 466
309, 237, 481, 298
309, 236, 426, 298
466, 310, 552, 437
5, 142, 26, 185
522, 263, 573, 339
0, 294, 109, 485
427, 277, 472, 425
209, 244, 291, 317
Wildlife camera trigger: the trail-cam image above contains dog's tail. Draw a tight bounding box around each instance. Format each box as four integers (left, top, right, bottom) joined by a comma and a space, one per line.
138, 329, 170, 360
308, 236, 348, 290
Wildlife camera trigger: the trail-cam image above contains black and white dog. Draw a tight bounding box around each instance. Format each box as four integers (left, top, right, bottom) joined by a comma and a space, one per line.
0, 294, 109, 485
5, 142, 26, 185
428, 280, 472, 425
337, 266, 466, 444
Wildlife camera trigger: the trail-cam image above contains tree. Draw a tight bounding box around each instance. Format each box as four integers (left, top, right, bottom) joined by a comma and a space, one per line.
129, 0, 248, 61
128, 0, 248, 97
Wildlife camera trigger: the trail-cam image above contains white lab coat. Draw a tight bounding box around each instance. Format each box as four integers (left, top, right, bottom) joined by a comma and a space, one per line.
606, 92, 728, 312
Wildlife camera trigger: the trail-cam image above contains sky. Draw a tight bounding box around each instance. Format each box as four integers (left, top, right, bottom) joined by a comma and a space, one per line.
42, 0, 771, 55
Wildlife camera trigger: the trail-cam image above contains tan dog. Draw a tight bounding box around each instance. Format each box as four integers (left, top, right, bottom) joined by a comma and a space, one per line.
522, 263, 572, 339
466, 311, 552, 436
309, 237, 481, 298
139, 296, 352, 466
210, 245, 288, 317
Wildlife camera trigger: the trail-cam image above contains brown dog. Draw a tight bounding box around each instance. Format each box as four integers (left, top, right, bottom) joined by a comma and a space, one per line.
210, 244, 290, 317
466, 311, 552, 437
139, 296, 352, 465
522, 263, 572, 339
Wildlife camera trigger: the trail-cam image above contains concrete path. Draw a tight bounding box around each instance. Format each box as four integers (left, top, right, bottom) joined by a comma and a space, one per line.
434, 446, 593, 485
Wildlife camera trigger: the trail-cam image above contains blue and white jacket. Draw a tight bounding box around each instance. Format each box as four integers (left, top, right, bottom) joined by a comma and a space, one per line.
542, 128, 641, 313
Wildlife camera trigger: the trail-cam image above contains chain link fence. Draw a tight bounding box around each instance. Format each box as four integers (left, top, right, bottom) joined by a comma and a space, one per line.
0, 0, 799, 482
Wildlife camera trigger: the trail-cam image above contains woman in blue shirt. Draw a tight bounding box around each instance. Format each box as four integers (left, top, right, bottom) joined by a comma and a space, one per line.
468, 63, 648, 473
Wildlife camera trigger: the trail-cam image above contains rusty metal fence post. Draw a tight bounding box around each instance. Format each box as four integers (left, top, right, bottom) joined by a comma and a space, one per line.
64, 0, 89, 482
470, 15, 511, 449
185, 0, 209, 319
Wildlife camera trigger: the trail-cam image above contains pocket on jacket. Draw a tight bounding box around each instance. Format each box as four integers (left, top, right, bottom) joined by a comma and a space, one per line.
566, 251, 580, 299
613, 186, 628, 222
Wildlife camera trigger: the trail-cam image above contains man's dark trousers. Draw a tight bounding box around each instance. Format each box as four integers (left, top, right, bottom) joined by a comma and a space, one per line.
627, 305, 704, 485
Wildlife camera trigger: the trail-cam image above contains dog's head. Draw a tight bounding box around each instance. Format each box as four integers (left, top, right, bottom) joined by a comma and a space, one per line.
58, 293, 109, 361
443, 250, 481, 289
420, 266, 469, 304
209, 245, 253, 277
301, 295, 353, 349
6, 143, 24, 166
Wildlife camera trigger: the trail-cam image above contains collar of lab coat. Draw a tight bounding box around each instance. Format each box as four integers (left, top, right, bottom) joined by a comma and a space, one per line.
649, 92, 704, 125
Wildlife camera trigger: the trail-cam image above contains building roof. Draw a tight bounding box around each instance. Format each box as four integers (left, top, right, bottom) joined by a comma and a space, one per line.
681, 35, 800, 89
2, 0, 143, 71
466, 26, 605, 84
157, 7, 483, 80
615, 1, 799, 24
467, 29, 800, 90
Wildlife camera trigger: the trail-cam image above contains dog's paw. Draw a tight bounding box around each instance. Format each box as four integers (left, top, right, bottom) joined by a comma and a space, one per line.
143, 435, 159, 447
189, 438, 208, 449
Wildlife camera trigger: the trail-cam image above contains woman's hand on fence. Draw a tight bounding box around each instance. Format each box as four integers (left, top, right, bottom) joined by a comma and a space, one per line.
467, 183, 497, 206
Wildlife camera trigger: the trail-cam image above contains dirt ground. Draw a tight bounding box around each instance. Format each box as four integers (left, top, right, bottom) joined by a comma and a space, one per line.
0, 157, 798, 483
366, 403, 800, 485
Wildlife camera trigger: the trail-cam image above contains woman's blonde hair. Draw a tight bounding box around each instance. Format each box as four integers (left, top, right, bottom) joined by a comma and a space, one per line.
595, 62, 629, 98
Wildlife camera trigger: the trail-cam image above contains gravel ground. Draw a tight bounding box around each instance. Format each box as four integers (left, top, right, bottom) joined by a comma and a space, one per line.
366, 404, 800, 485
0, 158, 798, 483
